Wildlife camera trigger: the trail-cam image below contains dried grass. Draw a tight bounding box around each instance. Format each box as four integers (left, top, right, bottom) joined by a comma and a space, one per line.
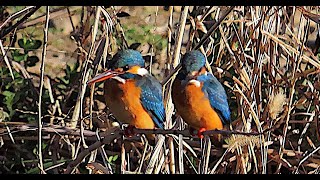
1, 6, 320, 174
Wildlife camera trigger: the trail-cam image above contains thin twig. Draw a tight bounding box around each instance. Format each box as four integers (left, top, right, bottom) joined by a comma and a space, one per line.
17, 6, 79, 30
37, 6, 50, 174
295, 144, 320, 174
5, 125, 15, 144
134, 127, 264, 136
64, 127, 122, 174
276, 16, 310, 173
192, 6, 235, 50
95, 129, 113, 174
0, 6, 40, 39
1, 123, 265, 138
0, 39, 14, 80
0, 6, 36, 29
66, 7, 76, 31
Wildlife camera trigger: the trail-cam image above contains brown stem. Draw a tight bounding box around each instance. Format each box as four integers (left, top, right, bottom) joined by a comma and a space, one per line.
0, 6, 41, 39
192, 6, 235, 50
64, 127, 121, 174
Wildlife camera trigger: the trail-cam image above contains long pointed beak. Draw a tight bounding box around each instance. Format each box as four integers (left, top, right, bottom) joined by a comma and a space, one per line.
87, 70, 122, 86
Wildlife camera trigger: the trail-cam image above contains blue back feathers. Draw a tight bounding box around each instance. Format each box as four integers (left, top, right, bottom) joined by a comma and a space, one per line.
197, 74, 231, 124
136, 75, 165, 129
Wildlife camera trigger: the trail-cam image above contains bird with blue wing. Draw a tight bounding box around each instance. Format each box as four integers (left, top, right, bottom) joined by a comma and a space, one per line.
172, 50, 231, 145
88, 49, 165, 140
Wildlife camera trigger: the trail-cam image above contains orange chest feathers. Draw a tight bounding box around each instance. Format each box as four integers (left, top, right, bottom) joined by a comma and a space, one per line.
172, 79, 223, 130
104, 78, 156, 129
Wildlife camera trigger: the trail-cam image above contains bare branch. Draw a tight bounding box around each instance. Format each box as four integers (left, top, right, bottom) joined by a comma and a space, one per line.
0, 39, 14, 80
0, 6, 36, 29
64, 127, 122, 174
0, 6, 40, 39
192, 6, 235, 50
37, 6, 50, 174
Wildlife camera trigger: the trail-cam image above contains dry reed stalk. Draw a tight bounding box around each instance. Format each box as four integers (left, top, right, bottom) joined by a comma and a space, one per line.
295, 145, 320, 174
199, 136, 211, 174
166, 6, 174, 70
88, 6, 102, 130
276, 11, 310, 173
0, 39, 14, 80
17, 7, 80, 30
71, 7, 105, 154
262, 30, 320, 68
87, 148, 98, 174
193, 6, 235, 50
154, 148, 169, 173
170, 134, 198, 173
163, 6, 189, 174
0, 6, 40, 39
96, 138, 113, 173
0, 6, 36, 29
3, 5, 320, 175
64, 127, 122, 174
145, 135, 166, 174
137, 140, 149, 173
4, 124, 14, 144
37, 6, 50, 174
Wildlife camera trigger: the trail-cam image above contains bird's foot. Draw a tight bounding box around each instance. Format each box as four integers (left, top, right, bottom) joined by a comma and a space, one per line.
197, 128, 206, 139
123, 125, 136, 137
189, 127, 207, 139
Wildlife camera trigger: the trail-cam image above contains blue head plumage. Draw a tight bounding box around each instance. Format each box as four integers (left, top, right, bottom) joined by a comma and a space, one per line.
110, 49, 145, 69
181, 50, 206, 73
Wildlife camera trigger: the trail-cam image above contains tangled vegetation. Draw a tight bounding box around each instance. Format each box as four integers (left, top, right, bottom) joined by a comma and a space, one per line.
0, 6, 320, 174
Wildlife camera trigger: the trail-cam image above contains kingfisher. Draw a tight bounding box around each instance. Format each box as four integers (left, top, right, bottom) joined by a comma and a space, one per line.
88, 49, 165, 139
172, 50, 231, 144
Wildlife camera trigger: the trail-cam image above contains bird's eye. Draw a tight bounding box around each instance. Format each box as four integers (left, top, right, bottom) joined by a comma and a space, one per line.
123, 65, 130, 71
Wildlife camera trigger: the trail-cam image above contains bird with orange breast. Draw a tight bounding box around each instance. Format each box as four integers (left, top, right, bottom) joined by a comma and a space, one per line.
172, 50, 231, 145
88, 49, 165, 140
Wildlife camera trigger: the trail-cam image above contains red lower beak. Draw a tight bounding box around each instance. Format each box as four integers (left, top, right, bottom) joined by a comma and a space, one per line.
87, 70, 122, 86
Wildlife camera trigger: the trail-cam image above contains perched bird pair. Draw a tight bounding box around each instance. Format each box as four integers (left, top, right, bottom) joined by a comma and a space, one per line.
88, 49, 231, 143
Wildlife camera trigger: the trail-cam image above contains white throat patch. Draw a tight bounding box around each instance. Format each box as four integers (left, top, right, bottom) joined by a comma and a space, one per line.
137, 68, 149, 76
188, 79, 201, 87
